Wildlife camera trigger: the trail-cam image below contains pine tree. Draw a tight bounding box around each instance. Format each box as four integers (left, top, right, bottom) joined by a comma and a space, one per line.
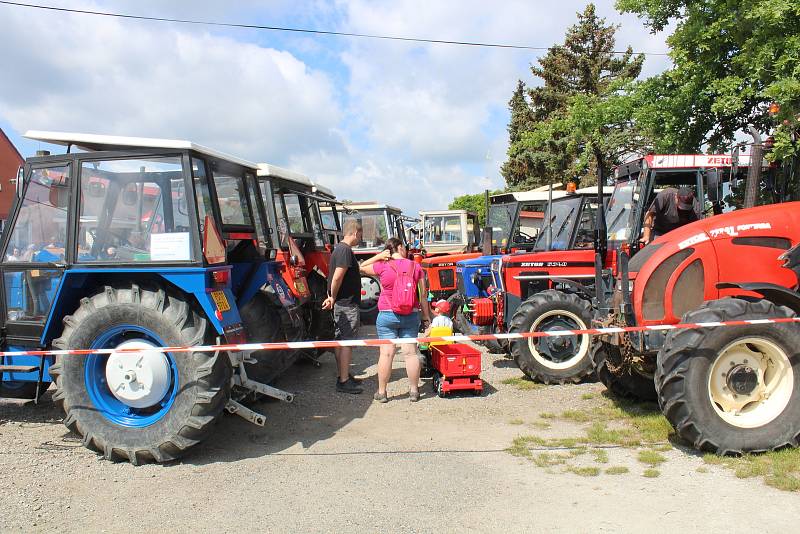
500, 80, 535, 187
502, 4, 646, 189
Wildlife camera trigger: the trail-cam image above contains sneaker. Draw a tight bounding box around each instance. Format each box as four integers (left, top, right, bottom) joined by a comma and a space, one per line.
373, 391, 388, 403
335, 374, 363, 384
409, 391, 420, 402
336, 377, 363, 394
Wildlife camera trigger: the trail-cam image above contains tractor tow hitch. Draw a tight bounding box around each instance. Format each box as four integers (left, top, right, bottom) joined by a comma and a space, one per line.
225, 351, 295, 426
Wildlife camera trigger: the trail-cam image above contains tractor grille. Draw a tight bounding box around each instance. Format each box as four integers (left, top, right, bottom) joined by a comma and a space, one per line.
438, 268, 455, 289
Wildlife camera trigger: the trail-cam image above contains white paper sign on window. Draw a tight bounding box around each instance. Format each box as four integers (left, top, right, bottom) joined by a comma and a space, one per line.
150, 233, 191, 261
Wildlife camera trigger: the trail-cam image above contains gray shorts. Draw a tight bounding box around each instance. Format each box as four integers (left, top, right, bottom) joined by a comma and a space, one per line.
333, 302, 361, 341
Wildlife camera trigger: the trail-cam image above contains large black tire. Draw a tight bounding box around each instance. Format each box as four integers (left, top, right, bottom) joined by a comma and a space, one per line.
49, 285, 231, 464
509, 290, 594, 384
307, 272, 335, 354
591, 342, 657, 401
239, 293, 297, 385
657, 298, 800, 454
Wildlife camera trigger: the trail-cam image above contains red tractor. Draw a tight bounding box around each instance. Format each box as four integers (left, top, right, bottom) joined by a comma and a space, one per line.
255, 164, 340, 355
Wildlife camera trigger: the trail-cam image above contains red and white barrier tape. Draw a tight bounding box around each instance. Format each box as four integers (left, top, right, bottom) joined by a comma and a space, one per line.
1, 316, 799, 357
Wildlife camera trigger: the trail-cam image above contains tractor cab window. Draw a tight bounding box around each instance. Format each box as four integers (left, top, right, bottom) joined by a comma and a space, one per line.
607, 180, 637, 242
213, 172, 252, 227
534, 195, 583, 251
191, 158, 214, 232
347, 210, 388, 249
77, 157, 192, 263
5, 165, 70, 263
515, 201, 547, 246
574, 199, 599, 249
283, 194, 307, 235
424, 215, 462, 245
246, 174, 270, 251
320, 206, 339, 231
487, 202, 514, 250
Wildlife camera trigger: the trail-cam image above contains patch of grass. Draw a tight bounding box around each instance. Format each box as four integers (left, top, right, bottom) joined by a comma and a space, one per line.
548, 437, 581, 448
533, 452, 569, 468
551, 397, 672, 445
508, 418, 524, 426
568, 447, 589, 458
581, 393, 596, 400
561, 409, 594, 422
696, 467, 708, 474
653, 443, 673, 452
507, 435, 543, 458
592, 449, 609, 464
567, 466, 600, 477
585, 422, 640, 446
700, 449, 800, 492
638, 450, 667, 467
539, 412, 557, 419
501, 377, 545, 391
643, 469, 661, 478
530, 421, 552, 430
605, 466, 629, 475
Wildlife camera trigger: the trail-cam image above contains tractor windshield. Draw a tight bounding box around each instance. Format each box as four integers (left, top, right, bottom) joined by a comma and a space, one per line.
533, 195, 583, 251
345, 209, 389, 250
606, 180, 637, 243
486, 202, 515, 250
424, 214, 464, 246
77, 156, 193, 263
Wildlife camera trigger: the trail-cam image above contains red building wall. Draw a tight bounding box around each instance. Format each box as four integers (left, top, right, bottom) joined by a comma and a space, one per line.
0, 128, 23, 220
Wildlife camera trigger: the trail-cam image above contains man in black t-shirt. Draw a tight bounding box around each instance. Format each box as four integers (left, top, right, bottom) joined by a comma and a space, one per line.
322, 219, 364, 394
642, 187, 701, 244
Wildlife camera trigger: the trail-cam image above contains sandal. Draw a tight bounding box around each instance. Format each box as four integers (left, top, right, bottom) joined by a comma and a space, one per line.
373, 391, 388, 403
409, 391, 420, 402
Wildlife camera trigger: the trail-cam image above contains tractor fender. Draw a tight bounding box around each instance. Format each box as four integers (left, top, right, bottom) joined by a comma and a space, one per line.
549, 277, 593, 301
717, 282, 800, 315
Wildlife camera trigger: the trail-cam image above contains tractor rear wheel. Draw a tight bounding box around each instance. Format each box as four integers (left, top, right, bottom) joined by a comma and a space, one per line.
657, 298, 800, 454
509, 290, 594, 384
591, 342, 657, 401
240, 292, 298, 385
49, 285, 231, 464
359, 275, 380, 324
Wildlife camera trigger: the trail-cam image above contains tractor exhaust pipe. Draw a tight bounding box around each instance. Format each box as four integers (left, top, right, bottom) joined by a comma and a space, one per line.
744, 126, 763, 209
481, 189, 492, 255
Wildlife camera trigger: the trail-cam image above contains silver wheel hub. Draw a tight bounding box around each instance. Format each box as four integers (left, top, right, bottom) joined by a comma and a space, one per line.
105, 340, 171, 408
527, 309, 589, 370
360, 276, 381, 307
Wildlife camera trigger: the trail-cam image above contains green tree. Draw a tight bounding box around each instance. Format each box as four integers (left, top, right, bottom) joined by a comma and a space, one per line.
449, 191, 502, 225
504, 4, 645, 189
618, 0, 800, 157
500, 80, 535, 186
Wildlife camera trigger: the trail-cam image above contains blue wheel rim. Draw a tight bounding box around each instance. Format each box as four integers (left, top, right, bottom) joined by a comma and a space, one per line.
85, 324, 178, 428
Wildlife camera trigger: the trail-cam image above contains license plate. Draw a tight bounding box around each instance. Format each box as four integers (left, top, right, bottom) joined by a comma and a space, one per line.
211, 290, 231, 312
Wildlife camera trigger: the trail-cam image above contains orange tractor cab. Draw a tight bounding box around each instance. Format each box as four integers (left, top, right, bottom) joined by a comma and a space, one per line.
256, 164, 341, 354
341, 202, 415, 322
418, 209, 481, 303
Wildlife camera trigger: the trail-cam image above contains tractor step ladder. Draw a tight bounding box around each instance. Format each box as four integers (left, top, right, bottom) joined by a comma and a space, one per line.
0, 355, 47, 404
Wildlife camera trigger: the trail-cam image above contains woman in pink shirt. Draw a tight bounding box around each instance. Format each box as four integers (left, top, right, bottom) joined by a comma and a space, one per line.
361, 238, 432, 402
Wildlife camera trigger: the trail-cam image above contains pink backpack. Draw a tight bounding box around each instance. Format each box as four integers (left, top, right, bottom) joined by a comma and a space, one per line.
388, 259, 419, 314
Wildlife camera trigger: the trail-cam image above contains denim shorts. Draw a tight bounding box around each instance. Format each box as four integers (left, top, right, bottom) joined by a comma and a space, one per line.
376, 310, 420, 339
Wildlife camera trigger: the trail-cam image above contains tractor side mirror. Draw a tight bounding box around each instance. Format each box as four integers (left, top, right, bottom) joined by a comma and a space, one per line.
706, 169, 721, 203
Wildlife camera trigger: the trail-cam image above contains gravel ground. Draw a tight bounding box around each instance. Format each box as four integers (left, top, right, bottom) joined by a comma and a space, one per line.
1, 326, 798, 533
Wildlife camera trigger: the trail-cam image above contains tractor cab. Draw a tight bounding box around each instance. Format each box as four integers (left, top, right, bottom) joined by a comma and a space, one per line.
0, 131, 296, 463
485, 185, 569, 255
257, 163, 339, 345
419, 210, 480, 256
342, 202, 410, 322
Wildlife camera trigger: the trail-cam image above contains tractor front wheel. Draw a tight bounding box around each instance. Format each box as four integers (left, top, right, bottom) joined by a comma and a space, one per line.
49, 285, 231, 464
509, 290, 594, 384
657, 298, 800, 454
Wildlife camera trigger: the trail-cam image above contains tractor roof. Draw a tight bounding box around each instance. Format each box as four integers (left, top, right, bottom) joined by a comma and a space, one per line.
344, 202, 403, 213
419, 210, 477, 217
615, 153, 756, 179
24, 130, 258, 170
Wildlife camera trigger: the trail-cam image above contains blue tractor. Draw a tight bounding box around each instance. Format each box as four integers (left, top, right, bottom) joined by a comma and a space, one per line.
0, 131, 303, 463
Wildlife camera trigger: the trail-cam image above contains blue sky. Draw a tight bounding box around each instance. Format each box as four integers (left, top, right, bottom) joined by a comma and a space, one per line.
0, 0, 670, 215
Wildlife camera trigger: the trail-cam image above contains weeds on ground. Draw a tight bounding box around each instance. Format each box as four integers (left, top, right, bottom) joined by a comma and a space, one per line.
539, 412, 557, 419
581, 393, 596, 400
530, 420, 552, 430
501, 377, 545, 391
643, 469, 661, 478
703, 449, 800, 492
638, 450, 667, 467
592, 449, 609, 464
567, 466, 600, 477
508, 418, 524, 425
605, 466, 629, 475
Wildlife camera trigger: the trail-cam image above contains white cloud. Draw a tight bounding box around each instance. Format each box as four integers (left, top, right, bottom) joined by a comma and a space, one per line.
0, 1, 343, 164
